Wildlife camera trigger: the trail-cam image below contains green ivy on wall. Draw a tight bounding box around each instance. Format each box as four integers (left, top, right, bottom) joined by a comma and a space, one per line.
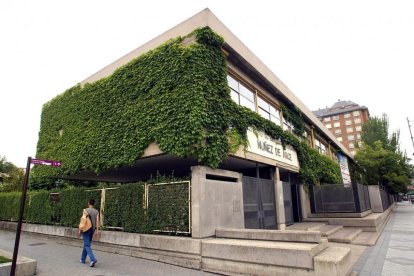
32, 27, 341, 185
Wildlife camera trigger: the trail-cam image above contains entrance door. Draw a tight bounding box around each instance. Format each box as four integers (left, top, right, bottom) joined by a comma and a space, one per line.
283, 181, 294, 226
242, 176, 276, 229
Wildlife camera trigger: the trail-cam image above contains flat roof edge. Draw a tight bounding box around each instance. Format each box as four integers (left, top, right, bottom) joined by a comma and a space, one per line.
79, 8, 352, 158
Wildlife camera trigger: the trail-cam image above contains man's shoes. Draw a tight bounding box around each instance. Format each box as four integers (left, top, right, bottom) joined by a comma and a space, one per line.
80, 260, 85, 264
90, 260, 97, 267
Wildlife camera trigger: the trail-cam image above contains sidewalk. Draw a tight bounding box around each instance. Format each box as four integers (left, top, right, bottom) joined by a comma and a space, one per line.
353, 202, 414, 275
0, 229, 216, 276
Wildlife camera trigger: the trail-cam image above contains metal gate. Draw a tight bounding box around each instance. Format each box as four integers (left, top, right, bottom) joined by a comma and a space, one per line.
283, 182, 294, 226
242, 176, 276, 229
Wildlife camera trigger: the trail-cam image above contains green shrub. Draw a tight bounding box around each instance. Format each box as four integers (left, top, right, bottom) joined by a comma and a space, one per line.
25, 191, 53, 224
59, 188, 101, 228
0, 192, 21, 221
147, 182, 189, 233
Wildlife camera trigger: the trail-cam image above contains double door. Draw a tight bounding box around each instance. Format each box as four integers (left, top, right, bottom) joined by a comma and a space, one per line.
242, 176, 276, 229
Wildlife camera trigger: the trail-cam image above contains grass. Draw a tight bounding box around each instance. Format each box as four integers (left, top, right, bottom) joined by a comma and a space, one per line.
0, 256, 11, 264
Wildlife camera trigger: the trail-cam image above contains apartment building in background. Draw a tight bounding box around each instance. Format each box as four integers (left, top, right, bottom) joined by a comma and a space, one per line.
313, 100, 370, 155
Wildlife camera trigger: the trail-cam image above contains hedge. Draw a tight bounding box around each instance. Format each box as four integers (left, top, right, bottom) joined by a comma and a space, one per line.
0, 189, 101, 227
147, 182, 190, 233
32, 26, 341, 186
0, 181, 190, 234
0, 192, 21, 221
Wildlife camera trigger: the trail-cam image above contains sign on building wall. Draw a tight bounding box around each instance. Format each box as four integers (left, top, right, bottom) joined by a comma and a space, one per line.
246, 128, 299, 169
337, 153, 351, 187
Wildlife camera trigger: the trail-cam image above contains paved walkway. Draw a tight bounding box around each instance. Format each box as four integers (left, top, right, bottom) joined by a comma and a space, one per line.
0, 229, 215, 276
353, 202, 414, 275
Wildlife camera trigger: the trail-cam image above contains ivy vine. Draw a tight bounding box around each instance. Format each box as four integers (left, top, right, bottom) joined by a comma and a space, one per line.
32, 27, 341, 185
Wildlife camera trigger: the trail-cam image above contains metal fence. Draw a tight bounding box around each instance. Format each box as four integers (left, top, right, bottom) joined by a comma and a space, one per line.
356, 183, 371, 212
380, 188, 390, 211
310, 182, 373, 214
312, 184, 357, 213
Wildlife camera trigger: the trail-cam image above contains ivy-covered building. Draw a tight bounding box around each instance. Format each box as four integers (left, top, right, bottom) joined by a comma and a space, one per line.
34, 9, 354, 233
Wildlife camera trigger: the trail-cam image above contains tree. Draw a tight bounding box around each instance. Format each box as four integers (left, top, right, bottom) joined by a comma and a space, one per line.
0, 155, 25, 192
355, 141, 412, 193
355, 115, 414, 193
361, 114, 399, 152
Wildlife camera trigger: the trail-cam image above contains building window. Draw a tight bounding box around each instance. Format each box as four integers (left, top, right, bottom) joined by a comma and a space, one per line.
356, 134, 361, 139
346, 127, 353, 133
335, 129, 342, 135
355, 125, 362, 131
324, 117, 331, 122
334, 122, 340, 128
283, 119, 294, 133
354, 118, 361, 124
326, 123, 332, 129
353, 111, 360, 116
320, 143, 326, 155
257, 96, 281, 126
348, 134, 355, 140
337, 137, 343, 142
351, 150, 356, 155
303, 130, 312, 145
333, 115, 339, 120
358, 141, 363, 147
349, 143, 355, 149
344, 113, 351, 118
228, 75, 256, 112
345, 120, 352, 126
315, 139, 326, 155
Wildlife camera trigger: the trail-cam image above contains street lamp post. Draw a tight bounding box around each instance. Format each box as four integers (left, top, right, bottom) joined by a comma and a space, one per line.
407, 118, 414, 153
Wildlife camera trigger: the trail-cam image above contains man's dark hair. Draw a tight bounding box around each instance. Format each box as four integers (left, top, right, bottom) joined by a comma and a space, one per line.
88, 198, 95, 206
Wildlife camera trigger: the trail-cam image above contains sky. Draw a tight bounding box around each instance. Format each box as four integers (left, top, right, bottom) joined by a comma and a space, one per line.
1, 0, 414, 167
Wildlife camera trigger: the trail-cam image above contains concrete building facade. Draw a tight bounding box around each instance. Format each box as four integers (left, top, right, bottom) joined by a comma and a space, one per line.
313, 100, 370, 155
36, 9, 356, 234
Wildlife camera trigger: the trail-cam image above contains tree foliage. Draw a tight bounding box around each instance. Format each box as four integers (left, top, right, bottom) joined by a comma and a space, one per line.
0, 155, 25, 192
356, 115, 414, 193
361, 114, 399, 152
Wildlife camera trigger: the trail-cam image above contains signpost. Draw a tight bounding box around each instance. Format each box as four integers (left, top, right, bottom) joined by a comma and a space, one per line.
10, 157, 61, 276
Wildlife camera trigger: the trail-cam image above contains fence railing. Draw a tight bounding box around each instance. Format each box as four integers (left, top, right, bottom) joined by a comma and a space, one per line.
356, 183, 371, 212
310, 182, 372, 213
311, 184, 357, 213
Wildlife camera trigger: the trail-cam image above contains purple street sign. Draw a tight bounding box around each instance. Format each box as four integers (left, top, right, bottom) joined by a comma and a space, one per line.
31, 158, 61, 167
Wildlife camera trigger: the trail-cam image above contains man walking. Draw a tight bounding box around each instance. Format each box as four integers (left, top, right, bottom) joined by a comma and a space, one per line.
80, 198, 99, 267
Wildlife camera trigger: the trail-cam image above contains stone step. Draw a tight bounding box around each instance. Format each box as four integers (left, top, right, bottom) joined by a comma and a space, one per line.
201, 238, 328, 269
327, 228, 363, 243
314, 246, 352, 276
216, 228, 322, 243
317, 225, 344, 237
351, 231, 381, 246
286, 222, 326, 231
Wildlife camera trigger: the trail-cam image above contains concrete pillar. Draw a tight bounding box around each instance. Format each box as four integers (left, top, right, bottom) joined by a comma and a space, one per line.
274, 167, 286, 230
368, 185, 384, 213
191, 166, 244, 238
311, 126, 315, 148
299, 184, 310, 219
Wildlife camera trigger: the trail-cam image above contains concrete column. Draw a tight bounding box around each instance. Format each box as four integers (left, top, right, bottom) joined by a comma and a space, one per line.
191, 166, 244, 238
328, 142, 333, 159
299, 184, 310, 219
274, 167, 286, 230
368, 185, 384, 213
191, 166, 203, 238
310, 126, 315, 148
